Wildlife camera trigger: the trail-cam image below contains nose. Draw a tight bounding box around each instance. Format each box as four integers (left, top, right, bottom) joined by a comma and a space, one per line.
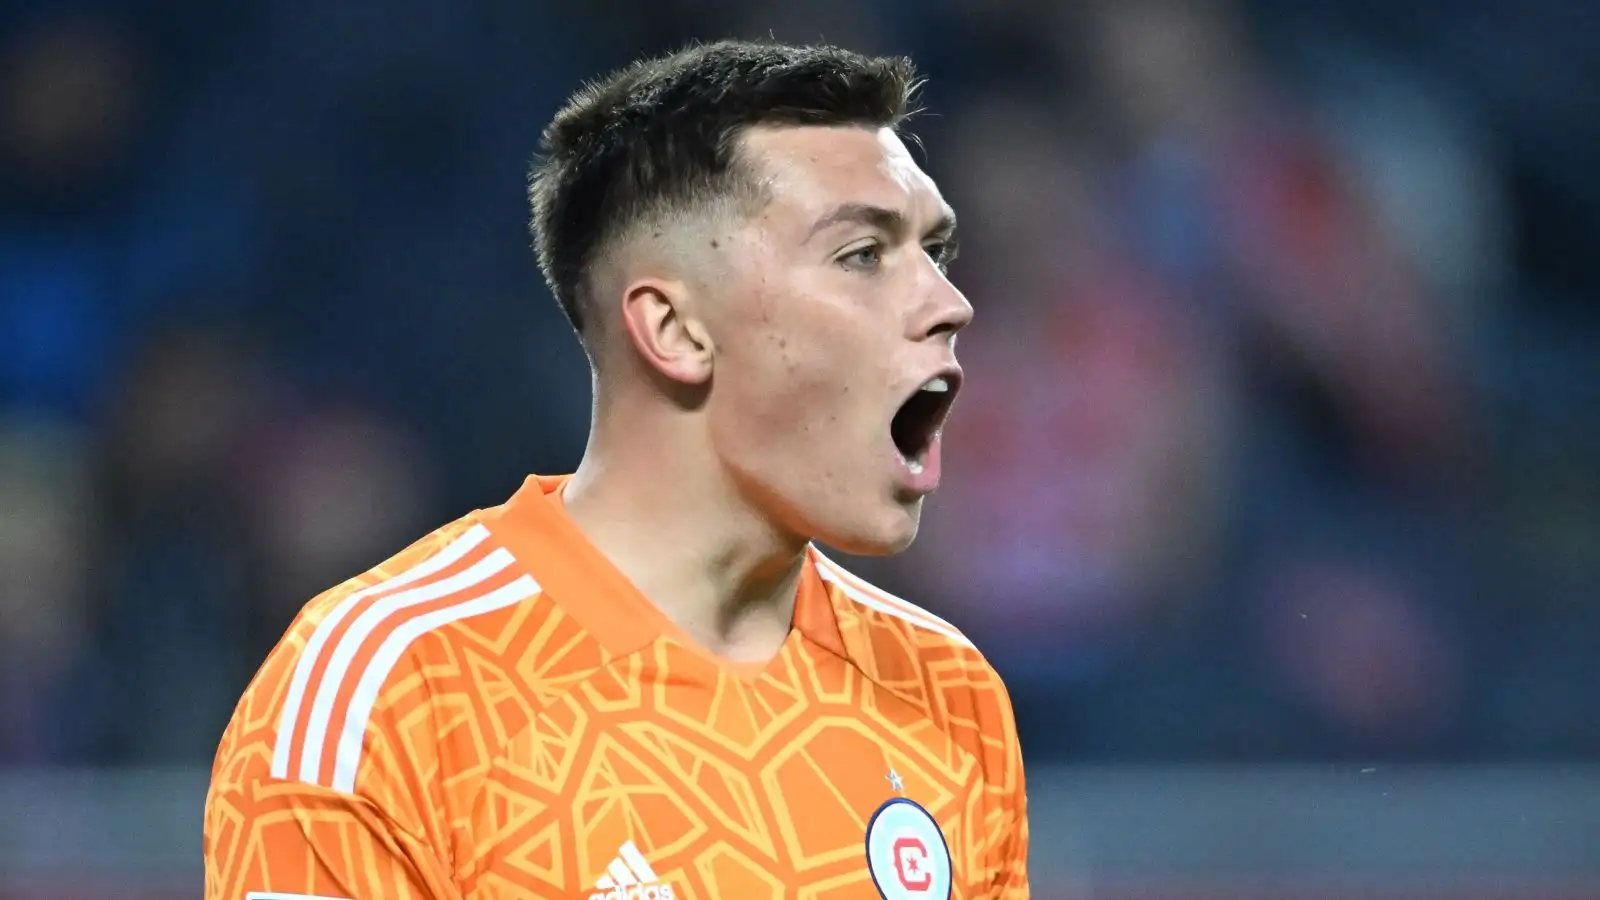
915, 268, 974, 342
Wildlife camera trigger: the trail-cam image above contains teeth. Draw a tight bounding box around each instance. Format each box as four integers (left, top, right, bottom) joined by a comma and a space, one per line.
922, 376, 949, 393
906, 459, 924, 475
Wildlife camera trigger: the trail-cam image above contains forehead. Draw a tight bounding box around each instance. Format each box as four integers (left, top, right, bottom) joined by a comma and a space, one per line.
739, 125, 947, 227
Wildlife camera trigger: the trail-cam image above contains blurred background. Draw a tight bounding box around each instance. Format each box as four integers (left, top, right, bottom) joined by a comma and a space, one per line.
0, 0, 1596, 896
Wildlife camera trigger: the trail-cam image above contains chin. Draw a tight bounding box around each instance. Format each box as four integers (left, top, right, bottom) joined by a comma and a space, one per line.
814, 501, 923, 557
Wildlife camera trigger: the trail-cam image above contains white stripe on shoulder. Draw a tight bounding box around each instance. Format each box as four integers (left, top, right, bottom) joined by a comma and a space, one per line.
811, 550, 973, 648
329, 573, 539, 793
270, 524, 490, 779
298, 546, 516, 785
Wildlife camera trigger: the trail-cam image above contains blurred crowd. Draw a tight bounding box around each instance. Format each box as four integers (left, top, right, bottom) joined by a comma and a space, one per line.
1, 0, 1595, 768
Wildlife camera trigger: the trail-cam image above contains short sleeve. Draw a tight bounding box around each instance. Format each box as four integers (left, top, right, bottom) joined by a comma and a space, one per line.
985, 723, 1024, 890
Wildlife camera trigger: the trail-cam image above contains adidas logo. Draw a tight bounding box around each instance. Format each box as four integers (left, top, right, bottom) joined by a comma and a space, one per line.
588, 841, 675, 900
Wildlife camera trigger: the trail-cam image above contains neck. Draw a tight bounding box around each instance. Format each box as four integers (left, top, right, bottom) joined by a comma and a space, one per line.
561, 402, 808, 663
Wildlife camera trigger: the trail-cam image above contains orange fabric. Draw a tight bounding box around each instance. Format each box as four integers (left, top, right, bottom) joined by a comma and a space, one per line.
205, 475, 1028, 899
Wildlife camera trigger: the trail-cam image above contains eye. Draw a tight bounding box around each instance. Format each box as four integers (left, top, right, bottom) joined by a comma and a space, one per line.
924, 238, 960, 273
839, 242, 883, 272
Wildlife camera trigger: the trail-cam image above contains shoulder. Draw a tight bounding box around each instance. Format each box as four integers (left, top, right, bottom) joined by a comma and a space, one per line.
811, 547, 982, 657
217, 514, 551, 797
810, 548, 1009, 700
810, 549, 1021, 783
812, 549, 974, 647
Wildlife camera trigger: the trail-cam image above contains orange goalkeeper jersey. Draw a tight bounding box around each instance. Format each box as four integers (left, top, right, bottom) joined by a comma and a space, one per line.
204, 475, 1028, 900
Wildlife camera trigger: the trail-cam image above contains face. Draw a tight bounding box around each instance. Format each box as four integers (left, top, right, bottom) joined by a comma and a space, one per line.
702, 125, 973, 555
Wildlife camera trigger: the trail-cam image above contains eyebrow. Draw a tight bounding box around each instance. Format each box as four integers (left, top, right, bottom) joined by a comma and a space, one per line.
805, 202, 958, 244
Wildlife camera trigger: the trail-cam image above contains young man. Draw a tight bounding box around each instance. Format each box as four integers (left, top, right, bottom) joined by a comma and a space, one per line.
204, 40, 1028, 900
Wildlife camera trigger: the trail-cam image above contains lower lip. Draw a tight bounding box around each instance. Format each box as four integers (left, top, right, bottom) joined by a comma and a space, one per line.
895, 434, 943, 495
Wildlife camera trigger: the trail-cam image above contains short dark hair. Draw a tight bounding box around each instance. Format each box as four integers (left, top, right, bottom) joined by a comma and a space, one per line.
528, 40, 923, 337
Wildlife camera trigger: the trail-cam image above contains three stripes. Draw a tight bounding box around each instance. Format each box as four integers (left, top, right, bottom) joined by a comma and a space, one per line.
270, 524, 539, 793
268, 524, 969, 794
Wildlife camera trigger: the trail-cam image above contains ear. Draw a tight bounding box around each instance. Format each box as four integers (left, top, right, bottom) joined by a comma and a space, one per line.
618, 278, 714, 385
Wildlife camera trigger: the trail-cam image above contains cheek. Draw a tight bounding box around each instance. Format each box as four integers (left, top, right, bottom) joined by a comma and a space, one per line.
733, 338, 846, 432
712, 322, 869, 470
730, 302, 852, 400
710, 277, 888, 460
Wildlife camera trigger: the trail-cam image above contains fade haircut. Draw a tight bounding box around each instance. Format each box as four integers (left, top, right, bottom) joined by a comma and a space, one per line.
528, 40, 922, 339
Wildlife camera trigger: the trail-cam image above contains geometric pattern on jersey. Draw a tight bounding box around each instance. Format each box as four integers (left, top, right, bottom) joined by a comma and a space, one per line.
472, 635, 985, 897
204, 475, 1028, 900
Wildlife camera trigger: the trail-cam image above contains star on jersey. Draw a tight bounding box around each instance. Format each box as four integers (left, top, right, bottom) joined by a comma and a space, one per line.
886, 768, 904, 794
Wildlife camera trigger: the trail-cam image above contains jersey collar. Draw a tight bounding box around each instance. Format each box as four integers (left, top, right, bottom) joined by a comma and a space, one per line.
485, 475, 849, 668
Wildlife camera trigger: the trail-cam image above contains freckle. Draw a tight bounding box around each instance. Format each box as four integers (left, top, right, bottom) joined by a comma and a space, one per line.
710, 239, 720, 248
652, 231, 662, 239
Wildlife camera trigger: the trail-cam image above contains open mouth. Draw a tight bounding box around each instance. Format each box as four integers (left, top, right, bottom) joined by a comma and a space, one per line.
891, 373, 961, 463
